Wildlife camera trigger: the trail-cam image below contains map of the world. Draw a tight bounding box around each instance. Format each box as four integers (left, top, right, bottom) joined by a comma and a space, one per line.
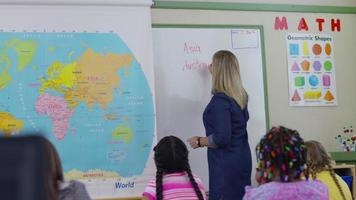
0, 32, 155, 180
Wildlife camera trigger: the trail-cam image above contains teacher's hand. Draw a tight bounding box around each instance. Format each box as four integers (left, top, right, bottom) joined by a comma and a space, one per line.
187, 136, 200, 149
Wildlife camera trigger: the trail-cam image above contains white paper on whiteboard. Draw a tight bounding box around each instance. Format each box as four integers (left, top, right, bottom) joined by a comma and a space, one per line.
231, 29, 259, 49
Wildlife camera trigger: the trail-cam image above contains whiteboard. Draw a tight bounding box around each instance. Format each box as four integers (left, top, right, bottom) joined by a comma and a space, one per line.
152, 25, 269, 187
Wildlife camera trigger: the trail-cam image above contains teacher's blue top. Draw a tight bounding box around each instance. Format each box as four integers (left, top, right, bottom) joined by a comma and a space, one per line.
203, 92, 252, 200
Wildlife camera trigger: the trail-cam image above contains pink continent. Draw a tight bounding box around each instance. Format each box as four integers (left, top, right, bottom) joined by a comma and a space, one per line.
35, 93, 73, 140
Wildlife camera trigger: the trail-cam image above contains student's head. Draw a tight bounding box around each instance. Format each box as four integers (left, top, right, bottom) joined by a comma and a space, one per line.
210, 50, 248, 108
255, 126, 307, 184
154, 136, 204, 200
305, 140, 347, 200
43, 138, 64, 200
154, 135, 189, 173
304, 140, 331, 175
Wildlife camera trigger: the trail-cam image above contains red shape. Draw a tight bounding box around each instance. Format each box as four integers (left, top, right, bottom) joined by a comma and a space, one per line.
292, 90, 301, 101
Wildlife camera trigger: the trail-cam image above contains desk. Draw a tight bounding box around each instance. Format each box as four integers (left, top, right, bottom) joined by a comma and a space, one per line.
332, 164, 356, 199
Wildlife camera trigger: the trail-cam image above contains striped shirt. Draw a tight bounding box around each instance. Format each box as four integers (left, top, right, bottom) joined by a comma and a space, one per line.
143, 172, 207, 200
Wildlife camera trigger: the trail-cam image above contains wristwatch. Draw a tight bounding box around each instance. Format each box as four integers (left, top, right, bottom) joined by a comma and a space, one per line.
196, 137, 202, 147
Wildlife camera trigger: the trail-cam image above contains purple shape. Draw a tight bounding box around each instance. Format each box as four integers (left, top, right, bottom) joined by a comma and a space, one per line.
313, 61, 322, 71
323, 74, 331, 86
291, 61, 300, 71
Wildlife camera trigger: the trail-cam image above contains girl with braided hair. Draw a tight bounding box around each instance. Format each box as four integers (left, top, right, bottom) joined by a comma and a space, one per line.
143, 136, 206, 200
305, 140, 352, 200
243, 126, 328, 200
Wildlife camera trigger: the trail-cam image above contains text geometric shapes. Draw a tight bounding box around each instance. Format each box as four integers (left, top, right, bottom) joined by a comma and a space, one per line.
323, 74, 331, 87
324, 90, 335, 101
324, 61, 333, 71
309, 75, 319, 87
295, 76, 305, 87
289, 44, 299, 56
325, 43, 332, 56
292, 90, 301, 101
291, 61, 300, 72
313, 61, 322, 71
312, 44, 322, 55
304, 91, 322, 99
301, 60, 310, 71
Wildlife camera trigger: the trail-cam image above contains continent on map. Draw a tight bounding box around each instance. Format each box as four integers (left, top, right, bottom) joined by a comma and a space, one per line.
112, 125, 133, 143
5, 39, 38, 71
0, 69, 11, 89
0, 39, 37, 89
40, 48, 133, 110
35, 93, 73, 140
0, 112, 24, 136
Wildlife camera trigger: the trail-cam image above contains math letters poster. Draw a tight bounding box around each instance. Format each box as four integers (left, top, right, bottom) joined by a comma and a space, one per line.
287, 33, 337, 106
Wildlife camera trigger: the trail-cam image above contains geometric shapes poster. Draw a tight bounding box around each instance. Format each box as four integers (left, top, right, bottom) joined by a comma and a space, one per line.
287, 33, 337, 106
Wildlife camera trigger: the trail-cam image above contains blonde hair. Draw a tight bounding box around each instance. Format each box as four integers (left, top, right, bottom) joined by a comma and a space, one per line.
211, 50, 248, 108
305, 140, 346, 200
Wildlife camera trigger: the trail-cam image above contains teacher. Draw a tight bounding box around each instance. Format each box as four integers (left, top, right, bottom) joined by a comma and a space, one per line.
188, 50, 252, 200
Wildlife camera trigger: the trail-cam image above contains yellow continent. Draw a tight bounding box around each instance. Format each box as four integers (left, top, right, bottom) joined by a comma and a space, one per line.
0, 112, 24, 137
0, 39, 38, 90
40, 48, 132, 110
112, 125, 133, 143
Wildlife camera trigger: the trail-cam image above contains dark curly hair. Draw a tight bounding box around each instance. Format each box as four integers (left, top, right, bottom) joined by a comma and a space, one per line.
256, 126, 308, 183
154, 136, 204, 200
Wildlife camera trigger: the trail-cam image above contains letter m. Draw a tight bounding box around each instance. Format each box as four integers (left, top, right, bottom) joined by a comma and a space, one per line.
274, 16, 288, 30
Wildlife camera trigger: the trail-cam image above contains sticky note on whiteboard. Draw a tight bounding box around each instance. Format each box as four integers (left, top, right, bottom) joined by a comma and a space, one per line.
231, 29, 259, 49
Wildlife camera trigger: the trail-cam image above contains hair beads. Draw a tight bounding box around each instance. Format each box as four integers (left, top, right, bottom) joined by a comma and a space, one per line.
256, 126, 307, 182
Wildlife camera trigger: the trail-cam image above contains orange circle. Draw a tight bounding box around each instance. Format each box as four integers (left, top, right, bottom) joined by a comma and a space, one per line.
312, 44, 322, 55
325, 43, 332, 56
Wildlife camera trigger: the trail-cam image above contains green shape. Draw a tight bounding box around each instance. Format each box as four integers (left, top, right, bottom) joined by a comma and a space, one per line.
294, 76, 305, 87
48, 47, 55, 52
112, 125, 133, 143
1, 52, 12, 69
153, 1, 356, 14
6, 39, 38, 72
324, 61, 333, 71
0, 69, 12, 89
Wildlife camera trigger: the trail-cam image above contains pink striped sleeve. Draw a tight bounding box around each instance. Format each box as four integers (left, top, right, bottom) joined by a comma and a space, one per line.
143, 179, 156, 200
143, 192, 156, 200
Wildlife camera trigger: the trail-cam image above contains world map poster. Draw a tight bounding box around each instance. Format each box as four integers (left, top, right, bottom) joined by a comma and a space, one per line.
0, 32, 155, 196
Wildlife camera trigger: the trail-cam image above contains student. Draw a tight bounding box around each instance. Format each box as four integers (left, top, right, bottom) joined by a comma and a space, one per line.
305, 140, 352, 200
243, 126, 328, 200
143, 136, 207, 200
188, 50, 251, 200
43, 138, 91, 200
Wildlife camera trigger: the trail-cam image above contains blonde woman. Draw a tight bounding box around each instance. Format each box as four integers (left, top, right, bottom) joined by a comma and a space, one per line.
305, 140, 352, 200
188, 50, 251, 200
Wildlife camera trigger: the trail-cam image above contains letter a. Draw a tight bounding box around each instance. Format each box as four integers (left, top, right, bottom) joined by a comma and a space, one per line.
298, 17, 309, 31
